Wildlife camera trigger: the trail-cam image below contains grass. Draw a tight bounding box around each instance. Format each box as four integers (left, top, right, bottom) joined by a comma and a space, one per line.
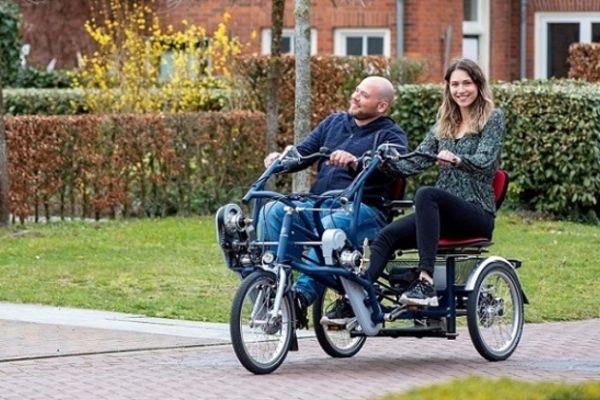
0, 212, 598, 323
0, 217, 239, 322
374, 376, 600, 400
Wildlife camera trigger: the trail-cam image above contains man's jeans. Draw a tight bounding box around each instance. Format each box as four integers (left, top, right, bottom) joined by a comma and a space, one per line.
257, 198, 385, 305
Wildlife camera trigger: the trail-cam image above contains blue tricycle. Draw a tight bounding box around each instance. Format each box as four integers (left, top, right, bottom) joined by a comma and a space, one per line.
216, 144, 527, 374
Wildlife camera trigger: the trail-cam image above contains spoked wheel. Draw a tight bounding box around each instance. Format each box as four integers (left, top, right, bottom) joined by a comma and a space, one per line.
313, 286, 366, 358
230, 271, 293, 374
467, 261, 524, 361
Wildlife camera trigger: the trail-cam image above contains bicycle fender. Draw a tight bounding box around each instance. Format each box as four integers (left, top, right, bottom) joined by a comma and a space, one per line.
465, 255, 529, 304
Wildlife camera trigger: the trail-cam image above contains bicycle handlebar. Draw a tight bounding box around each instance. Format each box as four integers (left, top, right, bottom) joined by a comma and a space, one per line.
242, 144, 450, 205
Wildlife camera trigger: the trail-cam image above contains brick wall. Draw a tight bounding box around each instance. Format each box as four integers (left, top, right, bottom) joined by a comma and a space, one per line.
16, 0, 95, 69
157, 0, 462, 80
17, 0, 598, 82
156, 0, 400, 57
402, 0, 462, 81
527, 0, 600, 79
489, 0, 517, 82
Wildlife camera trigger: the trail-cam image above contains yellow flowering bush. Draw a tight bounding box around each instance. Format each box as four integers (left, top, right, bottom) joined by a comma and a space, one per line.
74, 0, 242, 113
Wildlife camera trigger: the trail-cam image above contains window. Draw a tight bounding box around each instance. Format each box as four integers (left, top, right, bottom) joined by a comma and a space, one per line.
592, 23, 600, 42
158, 39, 208, 83
464, 0, 478, 22
334, 29, 390, 56
261, 28, 317, 55
463, 35, 479, 62
535, 13, 600, 78
462, 0, 489, 74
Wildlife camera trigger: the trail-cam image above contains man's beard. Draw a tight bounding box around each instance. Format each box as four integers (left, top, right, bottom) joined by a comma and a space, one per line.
349, 107, 379, 121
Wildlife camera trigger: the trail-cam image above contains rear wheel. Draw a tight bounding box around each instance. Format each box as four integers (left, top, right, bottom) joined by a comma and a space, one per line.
467, 261, 524, 361
230, 271, 293, 374
313, 287, 366, 358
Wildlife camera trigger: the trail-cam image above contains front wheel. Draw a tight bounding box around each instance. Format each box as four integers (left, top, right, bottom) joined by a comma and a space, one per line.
313, 287, 366, 358
467, 261, 524, 361
230, 271, 293, 374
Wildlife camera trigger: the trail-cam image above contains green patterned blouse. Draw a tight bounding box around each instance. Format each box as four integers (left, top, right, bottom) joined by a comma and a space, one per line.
388, 108, 505, 215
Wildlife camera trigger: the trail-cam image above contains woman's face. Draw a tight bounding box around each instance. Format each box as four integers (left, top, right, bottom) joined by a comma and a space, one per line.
449, 69, 478, 110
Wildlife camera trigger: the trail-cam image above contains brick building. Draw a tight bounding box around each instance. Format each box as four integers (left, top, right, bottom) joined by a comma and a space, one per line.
15, 0, 600, 82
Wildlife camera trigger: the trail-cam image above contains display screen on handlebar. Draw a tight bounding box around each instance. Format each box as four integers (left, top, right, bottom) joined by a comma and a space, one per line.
278, 145, 302, 164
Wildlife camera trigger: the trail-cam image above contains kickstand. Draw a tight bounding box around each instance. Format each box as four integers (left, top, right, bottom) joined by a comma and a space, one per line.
289, 330, 299, 351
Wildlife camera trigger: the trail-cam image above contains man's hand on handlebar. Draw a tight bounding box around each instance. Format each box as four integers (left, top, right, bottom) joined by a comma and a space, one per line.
264, 152, 281, 168
328, 150, 359, 170
436, 150, 461, 168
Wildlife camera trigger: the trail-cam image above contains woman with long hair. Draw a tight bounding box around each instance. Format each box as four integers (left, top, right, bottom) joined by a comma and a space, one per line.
322, 58, 506, 326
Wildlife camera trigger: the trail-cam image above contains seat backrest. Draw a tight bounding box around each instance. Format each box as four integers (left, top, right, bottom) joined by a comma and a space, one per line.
389, 176, 406, 201
493, 169, 509, 209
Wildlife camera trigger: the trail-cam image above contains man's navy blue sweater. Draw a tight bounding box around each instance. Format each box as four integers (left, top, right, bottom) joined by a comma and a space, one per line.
296, 112, 407, 212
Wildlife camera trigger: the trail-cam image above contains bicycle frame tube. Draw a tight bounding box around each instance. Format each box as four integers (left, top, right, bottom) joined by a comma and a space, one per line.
243, 152, 390, 324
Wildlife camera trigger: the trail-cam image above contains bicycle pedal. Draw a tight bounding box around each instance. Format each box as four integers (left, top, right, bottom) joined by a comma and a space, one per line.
324, 324, 345, 331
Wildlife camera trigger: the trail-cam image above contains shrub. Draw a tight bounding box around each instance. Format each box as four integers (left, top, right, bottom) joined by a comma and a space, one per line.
4, 112, 265, 222
0, 0, 22, 86
74, 0, 241, 113
14, 67, 73, 88
391, 80, 600, 221
234, 55, 429, 148
376, 376, 600, 400
568, 42, 600, 82
496, 80, 600, 221
3, 88, 87, 115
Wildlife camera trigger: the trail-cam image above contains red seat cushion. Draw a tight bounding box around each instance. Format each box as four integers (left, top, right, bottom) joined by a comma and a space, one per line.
438, 237, 491, 247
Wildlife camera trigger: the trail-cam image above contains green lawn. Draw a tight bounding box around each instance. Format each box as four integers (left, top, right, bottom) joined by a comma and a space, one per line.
0, 212, 598, 323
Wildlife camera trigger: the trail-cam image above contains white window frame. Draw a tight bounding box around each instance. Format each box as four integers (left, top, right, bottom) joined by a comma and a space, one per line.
462, 0, 489, 76
261, 28, 317, 55
535, 12, 600, 79
333, 28, 391, 57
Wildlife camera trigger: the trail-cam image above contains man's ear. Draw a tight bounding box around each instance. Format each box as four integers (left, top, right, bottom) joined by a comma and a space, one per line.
377, 101, 389, 113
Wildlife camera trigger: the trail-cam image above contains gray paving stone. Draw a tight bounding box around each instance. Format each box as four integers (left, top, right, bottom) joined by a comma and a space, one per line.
0, 302, 598, 399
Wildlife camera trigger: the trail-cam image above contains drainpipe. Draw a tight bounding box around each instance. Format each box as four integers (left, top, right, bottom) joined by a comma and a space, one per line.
396, 0, 404, 58
520, 0, 527, 79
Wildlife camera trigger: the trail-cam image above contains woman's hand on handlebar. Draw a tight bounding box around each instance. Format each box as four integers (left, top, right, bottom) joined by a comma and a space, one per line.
328, 150, 359, 170
436, 150, 461, 168
264, 152, 281, 168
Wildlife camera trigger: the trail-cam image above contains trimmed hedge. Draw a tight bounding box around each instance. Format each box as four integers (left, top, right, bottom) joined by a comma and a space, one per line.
569, 42, 600, 82
2, 87, 234, 116
5, 112, 265, 222
235, 55, 428, 148
3, 88, 87, 115
392, 80, 600, 221
496, 80, 600, 220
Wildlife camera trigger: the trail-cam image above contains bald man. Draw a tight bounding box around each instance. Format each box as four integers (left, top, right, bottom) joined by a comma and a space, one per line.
259, 76, 408, 329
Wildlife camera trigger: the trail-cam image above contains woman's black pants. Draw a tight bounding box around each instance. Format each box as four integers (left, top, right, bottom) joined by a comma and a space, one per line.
365, 186, 495, 281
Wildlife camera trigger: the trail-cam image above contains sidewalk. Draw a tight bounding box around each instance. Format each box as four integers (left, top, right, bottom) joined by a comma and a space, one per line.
0, 302, 314, 361
0, 302, 599, 400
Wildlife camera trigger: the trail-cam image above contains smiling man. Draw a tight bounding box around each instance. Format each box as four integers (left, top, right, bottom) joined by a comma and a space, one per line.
259, 76, 408, 329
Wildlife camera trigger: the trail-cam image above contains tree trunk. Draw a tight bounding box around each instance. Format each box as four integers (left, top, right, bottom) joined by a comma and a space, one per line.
0, 44, 11, 226
266, 0, 284, 156
293, 0, 311, 193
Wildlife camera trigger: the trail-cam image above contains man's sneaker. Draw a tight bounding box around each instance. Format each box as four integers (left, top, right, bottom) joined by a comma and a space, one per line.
399, 279, 439, 307
293, 291, 309, 330
319, 297, 354, 327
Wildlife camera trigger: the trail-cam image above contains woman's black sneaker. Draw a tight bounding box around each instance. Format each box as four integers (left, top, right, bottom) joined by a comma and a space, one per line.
319, 297, 354, 327
399, 279, 439, 307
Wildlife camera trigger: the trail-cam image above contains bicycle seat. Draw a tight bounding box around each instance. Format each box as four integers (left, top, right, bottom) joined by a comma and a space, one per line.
437, 170, 509, 253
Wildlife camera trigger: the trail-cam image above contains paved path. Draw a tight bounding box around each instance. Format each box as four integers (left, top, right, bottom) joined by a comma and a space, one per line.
0, 303, 598, 400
